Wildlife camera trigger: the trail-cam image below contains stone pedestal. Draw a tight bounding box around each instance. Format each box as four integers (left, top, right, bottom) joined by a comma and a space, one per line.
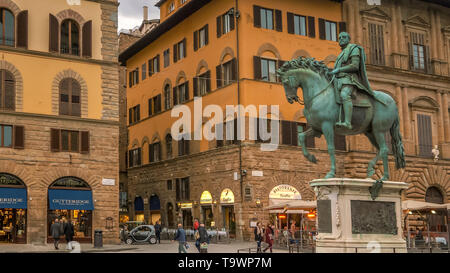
310, 178, 408, 253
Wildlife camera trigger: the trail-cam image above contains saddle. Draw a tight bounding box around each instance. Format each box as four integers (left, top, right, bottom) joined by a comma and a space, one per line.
335, 91, 374, 135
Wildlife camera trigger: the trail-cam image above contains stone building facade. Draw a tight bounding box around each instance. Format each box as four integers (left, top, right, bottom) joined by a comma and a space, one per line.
0, 0, 120, 244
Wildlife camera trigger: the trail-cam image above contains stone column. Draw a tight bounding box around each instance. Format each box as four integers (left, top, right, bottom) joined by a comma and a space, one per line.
436, 12, 444, 60
354, 0, 363, 44
436, 91, 445, 144
430, 9, 438, 60
397, 4, 406, 54
401, 85, 411, 140
395, 84, 404, 136
391, 2, 398, 53
442, 91, 450, 142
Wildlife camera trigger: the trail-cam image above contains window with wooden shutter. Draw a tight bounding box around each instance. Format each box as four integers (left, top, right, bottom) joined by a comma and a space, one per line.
318, 18, 325, 40
148, 98, 153, 116
0, 8, 14, 46
81, 131, 89, 153
173, 86, 178, 106
61, 19, 80, 56
51, 128, 60, 152
17, 10, 28, 48
253, 56, 261, 80
409, 32, 429, 73
82, 20, 92, 58
0, 125, 12, 147
164, 49, 170, 67
0, 70, 15, 111
166, 134, 172, 159
129, 71, 132, 88
194, 30, 198, 51
287, 13, 294, 34
253, 5, 261, 28
173, 43, 178, 63
216, 15, 222, 38
49, 14, 59, 52
164, 84, 171, 110
275, 10, 282, 32
368, 23, 385, 66
417, 114, 432, 157
308, 16, 315, 38
193, 76, 198, 97
216, 65, 222, 88
13, 125, 24, 149
149, 142, 154, 162
59, 78, 81, 117
129, 108, 132, 124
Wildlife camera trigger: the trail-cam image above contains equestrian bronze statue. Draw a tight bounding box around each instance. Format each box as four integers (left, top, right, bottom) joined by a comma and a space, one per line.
277, 32, 406, 199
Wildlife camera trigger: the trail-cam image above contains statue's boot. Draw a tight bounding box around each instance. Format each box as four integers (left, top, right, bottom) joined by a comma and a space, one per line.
336, 100, 353, 129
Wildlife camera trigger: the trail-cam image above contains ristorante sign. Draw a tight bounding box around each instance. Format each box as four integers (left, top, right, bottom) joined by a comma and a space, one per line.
269, 184, 301, 200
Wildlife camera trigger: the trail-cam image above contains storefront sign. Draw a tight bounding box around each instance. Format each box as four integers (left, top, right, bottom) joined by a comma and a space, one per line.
220, 189, 235, 204
102, 178, 115, 186
269, 185, 301, 200
48, 189, 94, 210
180, 203, 193, 209
0, 173, 24, 186
200, 191, 213, 204
0, 188, 27, 209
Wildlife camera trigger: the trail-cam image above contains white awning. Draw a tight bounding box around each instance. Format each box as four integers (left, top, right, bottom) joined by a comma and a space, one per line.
264, 200, 316, 210
402, 200, 450, 211
268, 209, 310, 214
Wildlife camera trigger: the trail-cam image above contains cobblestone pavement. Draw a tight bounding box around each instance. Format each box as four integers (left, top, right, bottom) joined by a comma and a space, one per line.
0, 241, 292, 253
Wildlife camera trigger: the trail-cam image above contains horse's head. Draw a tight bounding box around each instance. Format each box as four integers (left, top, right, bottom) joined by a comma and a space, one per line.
277, 69, 300, 104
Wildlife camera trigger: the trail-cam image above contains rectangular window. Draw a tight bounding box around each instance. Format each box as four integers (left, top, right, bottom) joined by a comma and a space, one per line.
217, 10, 235, 38
199, 72, 208, 96
142, 63, 146, 80
413, 44, 425, 70
128, 148, 141, 167
368, 23, 385, 66
325, 21, 337, 41
260, 8, 274, 30
164, 49, 170, 68
167, 180, 172, 191
129, 105, 140, 124
223, 61, 232, 86
0, 125, 12, 147
61, 130, 79, 152
178, 134, 190, 156
181, 177, 190, 200
178, 40, 185, 60
261, 58, 277, 82
409, 32, 430, 73
223, 14, 231, 34
294, 15, 307, 36
199, 27, 206, 48
417, 114, 432, 157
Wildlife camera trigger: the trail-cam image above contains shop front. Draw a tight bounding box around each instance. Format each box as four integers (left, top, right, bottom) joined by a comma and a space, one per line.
179, 202, 193, 228
220, 188, 235, 237
134, 196, 144, 222
0, 173, 27, 244
47, 177, 94, 243
149, 194, 161, 224
200, 191, 214, 228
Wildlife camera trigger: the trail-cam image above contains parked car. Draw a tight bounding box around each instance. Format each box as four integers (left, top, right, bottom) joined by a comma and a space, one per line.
125, 225, 157, 245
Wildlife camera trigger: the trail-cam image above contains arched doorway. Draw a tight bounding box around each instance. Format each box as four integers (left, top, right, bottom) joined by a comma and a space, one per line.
134, 196, 144, 222
149, 194, 161, 225
200, 191, 214, 228
0, 173, 27, 243
167, 202, 174, 228
47, 177, 93, 243
220, 189, 235, 237
425, 186, 447, 233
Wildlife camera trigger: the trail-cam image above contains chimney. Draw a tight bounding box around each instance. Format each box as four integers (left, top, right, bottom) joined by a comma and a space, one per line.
143, 6, 148, 21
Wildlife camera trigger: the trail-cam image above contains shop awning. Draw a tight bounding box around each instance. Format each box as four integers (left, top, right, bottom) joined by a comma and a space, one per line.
264, 200, 317, 210
48, 189, 94, 210
0, 188, 27, 209
402, 200, 450, 211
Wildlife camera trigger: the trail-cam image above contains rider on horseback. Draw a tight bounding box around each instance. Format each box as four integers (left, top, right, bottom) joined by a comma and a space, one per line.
330, 32, 384, 130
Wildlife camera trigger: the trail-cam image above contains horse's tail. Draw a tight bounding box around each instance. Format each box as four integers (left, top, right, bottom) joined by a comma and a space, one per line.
390, 116, 406, 169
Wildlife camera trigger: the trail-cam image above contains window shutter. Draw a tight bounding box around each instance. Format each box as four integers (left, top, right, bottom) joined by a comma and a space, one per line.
230, 13, 235, 31
136, 105, 140, 121
338, 21, 347, 33
253, 56, 261, 80
216, 65, 222, 88
59, 79, 70, 115
408, 42, 414, 70
308, 16, 315, 38
281, 120, 291, 145
17, 11, 28, 48
287, 12, 294, 34
136, 68, 139, 84
275, 10, 282, 32
425, 45, 432, 74
318, 18, 325, 40
129, 72, 132, 88
184, 81, 189, 101
204, 24, 209, 45
71, 79, 81, 117
176, 179, 180, 201
253, 6, 261, 28
4, 72, 15, 111
149, 143, 154, 162
231, 58, 237, 81
81, 131, 89, 153
156, 54, 160, 72
193, 77, 198, 97
148, 98, 153, 116
418, 114, 432, 156
157, 94, 162, 113
277, 60, 286, 82
206, 70, 211, 92
194, 30, 198, 51
217, 15, 222, 38
148, 59, 152, 76
173, 86, 178, 105
182, 38, 187, 58
49, 14, 59, 52
51, 129, 60, 152
13, 125, 24, 149
82, 21, 92, 58
129, 108, 132, 124
173, 44, 178, 63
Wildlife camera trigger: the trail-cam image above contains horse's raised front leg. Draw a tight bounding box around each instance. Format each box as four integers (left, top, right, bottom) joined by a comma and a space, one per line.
321, 122, 336, 179
299, 128, 322, 164
364, 132, 380, 178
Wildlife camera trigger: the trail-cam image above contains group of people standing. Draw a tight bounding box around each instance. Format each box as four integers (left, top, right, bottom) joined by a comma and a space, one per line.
50, 218, 75, 250
173, 219, 209, 253
254, 222, 275, 253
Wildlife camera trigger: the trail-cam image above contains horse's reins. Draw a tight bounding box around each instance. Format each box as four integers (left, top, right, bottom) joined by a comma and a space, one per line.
295, 75, 336, 108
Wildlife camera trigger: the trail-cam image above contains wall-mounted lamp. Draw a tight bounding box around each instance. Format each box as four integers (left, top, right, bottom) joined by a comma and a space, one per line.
255, 198, 261, 207
408, 211, 413, 215
242, 170, 247, 177
431, 210, 436, 214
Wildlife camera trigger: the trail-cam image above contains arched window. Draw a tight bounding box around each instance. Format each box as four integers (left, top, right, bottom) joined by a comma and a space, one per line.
165, 134, 172, 159
425, 186, 444, 204
0, 8, 14, 46
61, 19, 80, 56
164, 84, 171, 110
0, 69, 15, 110
59, 78, 81, 116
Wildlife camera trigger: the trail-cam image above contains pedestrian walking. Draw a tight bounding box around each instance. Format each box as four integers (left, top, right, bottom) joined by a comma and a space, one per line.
50, 218, 61, 250
194, 227, 201, 252
155, 220, 161, 244
173, 223, 187, 253
254, 222, 263, 253
64, 220, 75, 250
263, 223, 274, 253
198, 223, 209, 253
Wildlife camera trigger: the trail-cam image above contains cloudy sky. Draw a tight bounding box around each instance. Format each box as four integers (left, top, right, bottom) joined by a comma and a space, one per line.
118, 0, 161, 31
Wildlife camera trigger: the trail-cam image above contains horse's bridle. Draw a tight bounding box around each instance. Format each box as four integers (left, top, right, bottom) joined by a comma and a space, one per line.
295, 75, 336, 108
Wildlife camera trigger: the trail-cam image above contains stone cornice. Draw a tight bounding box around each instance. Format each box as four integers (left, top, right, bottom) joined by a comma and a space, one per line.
85, 0, 119, 6
0, 45, 118, 66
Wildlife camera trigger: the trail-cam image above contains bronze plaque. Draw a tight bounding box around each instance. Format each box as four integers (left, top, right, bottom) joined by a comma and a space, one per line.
351, 200, 397, 234
317, 200, 332, 233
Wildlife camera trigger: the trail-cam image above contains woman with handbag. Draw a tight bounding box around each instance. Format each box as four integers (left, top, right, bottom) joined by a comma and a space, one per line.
263, 223, 274, 253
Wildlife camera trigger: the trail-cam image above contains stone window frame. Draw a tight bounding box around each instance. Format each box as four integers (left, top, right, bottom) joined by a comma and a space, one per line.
52, 69, 88, 118
404, 15, 432, 73
360, 7, 391, 66
0, 60, 23, 112
409, 96, 439, 157
0, 0, 22, 48
194, 59, 210, 97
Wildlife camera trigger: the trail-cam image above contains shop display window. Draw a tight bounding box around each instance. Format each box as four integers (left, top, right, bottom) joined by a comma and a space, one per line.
47, 209, 92, 239
0, 208, 26, 243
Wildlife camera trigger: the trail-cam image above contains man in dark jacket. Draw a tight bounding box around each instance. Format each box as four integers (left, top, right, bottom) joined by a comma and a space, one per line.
64, 220, 75, 250
198, 223, 209, 253
154, 220, 161, 244
173, 223, 187, 253
50, 218, 61, 250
